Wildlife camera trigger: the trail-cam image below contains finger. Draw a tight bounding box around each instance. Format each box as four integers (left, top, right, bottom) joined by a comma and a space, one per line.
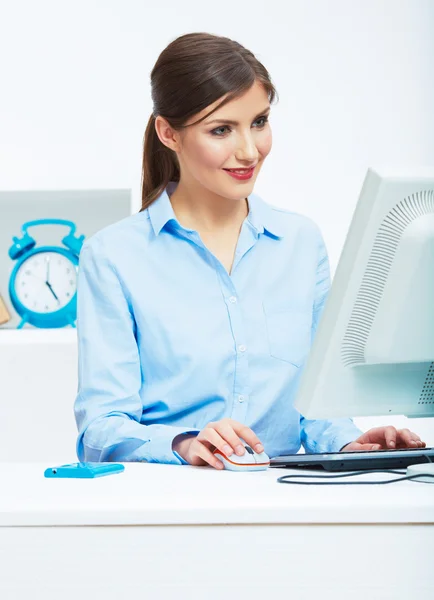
383, 426, 397, 448
362, 443, 382, 451
349, 443, 382, 452
408, 433, 426, 448
212, 423, 247, 456
210, 420, 247, 456
230, 422, 264, 454
201, 420, 243, 455
398, 429, 426, 448
397, 429, 417, 448
199, 427, 234, 457
194, 440, 224, 470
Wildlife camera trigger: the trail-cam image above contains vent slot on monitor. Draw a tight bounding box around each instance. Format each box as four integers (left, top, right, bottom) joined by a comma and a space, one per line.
341, 189, 434, 366
419, 363, 434, 406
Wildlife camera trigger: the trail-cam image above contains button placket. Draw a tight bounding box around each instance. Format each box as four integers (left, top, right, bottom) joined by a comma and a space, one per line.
213, 247, 251, 422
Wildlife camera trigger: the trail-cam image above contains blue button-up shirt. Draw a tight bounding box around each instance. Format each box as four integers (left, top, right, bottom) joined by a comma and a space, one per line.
74, 182, 362, 465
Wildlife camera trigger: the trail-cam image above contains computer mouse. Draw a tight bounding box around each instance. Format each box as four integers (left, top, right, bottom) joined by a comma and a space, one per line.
213, 443, 270, 471
406, 463, 434, 484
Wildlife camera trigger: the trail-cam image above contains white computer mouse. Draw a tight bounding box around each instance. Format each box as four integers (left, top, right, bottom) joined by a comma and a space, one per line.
406, 463, 434, 484
213, 442, 270, 471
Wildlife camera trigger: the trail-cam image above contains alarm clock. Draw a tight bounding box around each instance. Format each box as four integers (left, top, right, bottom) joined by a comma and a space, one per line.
8, 218, 85, 329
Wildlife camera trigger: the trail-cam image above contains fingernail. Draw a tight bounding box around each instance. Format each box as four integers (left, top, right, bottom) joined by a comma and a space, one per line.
255, 444, 264, 452
215, 460, 224, 469
389, 441, 395, 447
223, 444, 233, 456
235, 445, 245, 455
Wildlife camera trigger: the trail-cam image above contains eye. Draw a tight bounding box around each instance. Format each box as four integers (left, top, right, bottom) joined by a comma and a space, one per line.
210, 115, 269, 137
211, 125, 232, 137
253, 115, 269, 128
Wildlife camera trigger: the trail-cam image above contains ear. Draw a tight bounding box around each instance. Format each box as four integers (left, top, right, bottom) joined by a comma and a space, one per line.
154, 116, 182, 153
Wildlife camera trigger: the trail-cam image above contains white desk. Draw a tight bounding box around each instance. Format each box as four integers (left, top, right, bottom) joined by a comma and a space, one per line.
1, 463, 433, 600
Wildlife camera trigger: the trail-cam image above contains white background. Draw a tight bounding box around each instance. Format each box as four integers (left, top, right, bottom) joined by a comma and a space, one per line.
0, 0, 434, 459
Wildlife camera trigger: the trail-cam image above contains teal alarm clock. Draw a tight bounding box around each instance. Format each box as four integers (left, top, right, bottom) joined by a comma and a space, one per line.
8, 218, 85, 329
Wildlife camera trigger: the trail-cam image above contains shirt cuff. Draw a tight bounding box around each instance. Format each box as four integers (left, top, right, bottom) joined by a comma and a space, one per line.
126, 426, 200, 464
173, 450, 189, 465
172, 431, 201, 464
147, 427, 200, 464
329, 426, 364, 453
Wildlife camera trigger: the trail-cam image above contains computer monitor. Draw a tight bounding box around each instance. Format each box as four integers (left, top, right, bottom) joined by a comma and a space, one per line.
295, 167, 434, 421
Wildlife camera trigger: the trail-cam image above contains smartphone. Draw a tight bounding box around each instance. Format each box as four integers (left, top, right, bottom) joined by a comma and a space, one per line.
44, 462, 125, 478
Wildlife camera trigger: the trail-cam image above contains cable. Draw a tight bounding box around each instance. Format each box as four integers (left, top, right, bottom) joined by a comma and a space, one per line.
277, 454, 434, 485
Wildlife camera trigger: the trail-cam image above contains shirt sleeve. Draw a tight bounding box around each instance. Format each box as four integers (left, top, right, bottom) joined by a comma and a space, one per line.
299, 227, 363, 454
74, 237, 200, 465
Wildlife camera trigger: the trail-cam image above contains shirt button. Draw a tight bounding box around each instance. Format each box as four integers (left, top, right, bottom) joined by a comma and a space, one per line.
229, 296, 237, 303
238, 394, 245, 403
238, 344, 247, 353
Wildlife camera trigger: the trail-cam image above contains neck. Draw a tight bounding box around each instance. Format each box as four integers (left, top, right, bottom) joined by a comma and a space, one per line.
169, 179, 249, 234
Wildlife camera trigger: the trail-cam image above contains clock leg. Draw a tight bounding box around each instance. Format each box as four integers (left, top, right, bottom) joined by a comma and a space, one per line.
17, 314, 29, 329
66, 317, 76, 328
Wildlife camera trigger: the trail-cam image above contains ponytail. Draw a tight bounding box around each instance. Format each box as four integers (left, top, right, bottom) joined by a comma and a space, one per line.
140, 113, 180, 212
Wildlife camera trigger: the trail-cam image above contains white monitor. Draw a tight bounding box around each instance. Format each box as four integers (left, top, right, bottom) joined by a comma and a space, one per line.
295, 167, 434, 420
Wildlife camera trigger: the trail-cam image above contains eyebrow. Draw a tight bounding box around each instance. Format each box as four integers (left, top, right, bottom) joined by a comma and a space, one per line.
204, 106, 271, 127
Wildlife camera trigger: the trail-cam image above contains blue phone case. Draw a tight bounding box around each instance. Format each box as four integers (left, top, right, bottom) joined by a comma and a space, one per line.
44, 462, 125, 478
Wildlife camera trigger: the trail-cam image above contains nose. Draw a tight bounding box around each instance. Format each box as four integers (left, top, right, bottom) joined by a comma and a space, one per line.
235, 132, 259, 163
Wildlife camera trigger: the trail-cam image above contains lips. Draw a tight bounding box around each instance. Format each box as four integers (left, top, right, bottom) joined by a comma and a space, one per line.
223, 165, 257, 180
223, 165, 257, 173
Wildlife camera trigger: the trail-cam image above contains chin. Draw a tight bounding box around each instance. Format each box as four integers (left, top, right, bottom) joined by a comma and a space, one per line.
218, 174, 257, 201
229, 182, 256, 201
221, 187, 255, 202
195, 170, 258, 201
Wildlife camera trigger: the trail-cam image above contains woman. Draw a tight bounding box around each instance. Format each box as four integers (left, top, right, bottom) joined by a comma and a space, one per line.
74, 32, 425, 468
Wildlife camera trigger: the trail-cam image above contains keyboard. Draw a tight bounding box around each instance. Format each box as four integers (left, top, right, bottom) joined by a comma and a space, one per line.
269, 446, 434, 472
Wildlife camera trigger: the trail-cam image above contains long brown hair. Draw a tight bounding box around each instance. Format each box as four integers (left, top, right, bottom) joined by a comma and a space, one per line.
140, 32, 278, 212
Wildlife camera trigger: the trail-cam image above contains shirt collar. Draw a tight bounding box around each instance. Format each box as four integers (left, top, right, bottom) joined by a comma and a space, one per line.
147, 181, 285, 238
246, 192, 285, 238
147, 182, 180, 236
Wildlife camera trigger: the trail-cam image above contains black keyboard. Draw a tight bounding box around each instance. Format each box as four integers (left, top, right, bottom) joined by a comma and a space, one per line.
269, 446, 434, 472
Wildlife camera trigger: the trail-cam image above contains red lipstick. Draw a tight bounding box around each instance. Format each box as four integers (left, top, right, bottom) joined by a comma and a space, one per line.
223, 166, 256, 180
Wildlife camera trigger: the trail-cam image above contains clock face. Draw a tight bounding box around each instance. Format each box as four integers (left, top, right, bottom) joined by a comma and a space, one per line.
14, 251, 77, 314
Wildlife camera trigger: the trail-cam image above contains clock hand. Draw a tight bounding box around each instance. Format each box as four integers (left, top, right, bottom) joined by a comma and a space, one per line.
45, 256, 51, 284
45, 281, 60, 302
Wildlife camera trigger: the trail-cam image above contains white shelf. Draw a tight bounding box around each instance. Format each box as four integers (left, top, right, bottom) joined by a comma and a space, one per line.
0, 327, 77, 344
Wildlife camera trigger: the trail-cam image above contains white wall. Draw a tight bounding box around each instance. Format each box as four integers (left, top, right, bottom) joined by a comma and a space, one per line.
1, 0, 434, 459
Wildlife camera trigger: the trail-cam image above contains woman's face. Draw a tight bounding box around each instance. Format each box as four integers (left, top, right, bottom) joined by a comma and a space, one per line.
161, 80, 272, 201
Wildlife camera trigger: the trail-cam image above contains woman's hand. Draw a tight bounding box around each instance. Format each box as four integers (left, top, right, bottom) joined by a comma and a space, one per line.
340, 426, 426, 452
172, 418, 264, 469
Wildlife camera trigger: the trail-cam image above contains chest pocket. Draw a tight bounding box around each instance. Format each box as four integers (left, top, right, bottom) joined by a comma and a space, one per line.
263, 300, 312, 367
